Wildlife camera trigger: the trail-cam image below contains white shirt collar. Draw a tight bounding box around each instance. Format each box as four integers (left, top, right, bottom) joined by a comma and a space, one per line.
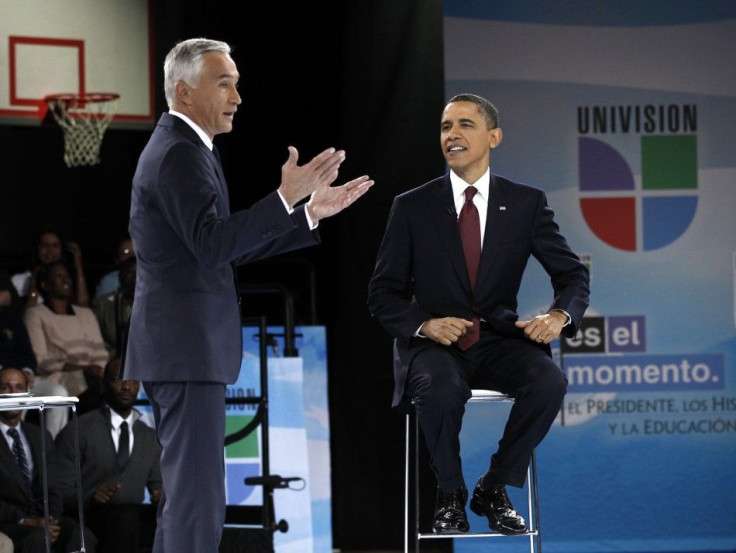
109, 407, 138, 430
450, 168, 490, 202
169, 110, 213, 151
0, 421, 20, 438
450, 168, 490, 214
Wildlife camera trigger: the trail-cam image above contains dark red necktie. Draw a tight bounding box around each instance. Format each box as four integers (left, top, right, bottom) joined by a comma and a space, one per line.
457, 186, 481, 350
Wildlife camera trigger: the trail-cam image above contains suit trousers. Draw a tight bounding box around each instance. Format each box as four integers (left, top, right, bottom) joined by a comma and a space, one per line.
405, 332, 566, 493
144, 381, 226, 553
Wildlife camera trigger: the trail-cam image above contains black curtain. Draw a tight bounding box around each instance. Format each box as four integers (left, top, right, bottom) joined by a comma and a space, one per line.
327, 1, 446, 549
0, 1, 445, 549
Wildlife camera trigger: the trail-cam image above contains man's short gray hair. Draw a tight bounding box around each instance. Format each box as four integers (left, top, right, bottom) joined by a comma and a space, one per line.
163, 38, 232, 108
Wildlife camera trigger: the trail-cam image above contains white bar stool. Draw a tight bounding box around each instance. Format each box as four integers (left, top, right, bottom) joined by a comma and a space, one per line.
0, 394, 87, 553
405, 389, 541, 552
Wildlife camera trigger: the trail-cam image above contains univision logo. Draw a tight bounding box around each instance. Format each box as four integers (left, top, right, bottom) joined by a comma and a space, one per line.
577, 104, 698, 252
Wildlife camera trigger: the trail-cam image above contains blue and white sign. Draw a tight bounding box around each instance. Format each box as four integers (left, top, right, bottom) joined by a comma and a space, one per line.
445, 2, 736, 551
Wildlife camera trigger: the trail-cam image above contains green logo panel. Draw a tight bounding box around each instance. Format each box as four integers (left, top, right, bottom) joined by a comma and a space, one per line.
641, 135, 697, 190
224, 415, 259, 458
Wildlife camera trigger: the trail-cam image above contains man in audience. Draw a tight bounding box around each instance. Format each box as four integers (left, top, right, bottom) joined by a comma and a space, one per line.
0, 366, 97, 553
55, 357, 161, 553
94, 236, 135, 299
92, 257, 136, 358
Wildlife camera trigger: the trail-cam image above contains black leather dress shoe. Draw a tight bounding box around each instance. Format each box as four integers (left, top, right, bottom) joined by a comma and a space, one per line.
433, 486, 469, 534
469, 478, 527, 535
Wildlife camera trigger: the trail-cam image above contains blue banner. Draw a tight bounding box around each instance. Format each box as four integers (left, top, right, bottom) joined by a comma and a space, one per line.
444, 2, 736, 551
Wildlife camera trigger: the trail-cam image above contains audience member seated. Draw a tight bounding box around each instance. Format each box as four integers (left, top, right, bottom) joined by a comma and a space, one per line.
92, 257, 136, 358
23, 261, 108, 437
0, 366, 97, 553
94, 236, 135, 299
2, 269, 68, 428
11, 224, 90, 309
55, 357, 161, 553
0, 270, 37, 379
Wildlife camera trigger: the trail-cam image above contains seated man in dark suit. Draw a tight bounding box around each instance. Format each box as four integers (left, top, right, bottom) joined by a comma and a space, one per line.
0, 366, 97, 552
55, 357, 161, 553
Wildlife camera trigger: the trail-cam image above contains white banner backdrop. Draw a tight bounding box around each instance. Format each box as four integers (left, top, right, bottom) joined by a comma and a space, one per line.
444, 2, 736, 552
225, 326, 331, 553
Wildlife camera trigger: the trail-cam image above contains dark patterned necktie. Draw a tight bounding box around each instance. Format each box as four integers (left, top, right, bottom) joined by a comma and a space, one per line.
117, 421, 130, 471
457, 187, 481, 350
7, 427, 33, 495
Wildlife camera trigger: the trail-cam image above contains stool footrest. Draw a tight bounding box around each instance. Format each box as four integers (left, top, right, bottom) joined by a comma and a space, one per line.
418, 529, 539, 540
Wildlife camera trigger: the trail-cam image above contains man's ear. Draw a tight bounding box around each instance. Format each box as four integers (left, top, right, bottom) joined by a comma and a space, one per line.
175, 81, 192, 106
489, 127, 503, 149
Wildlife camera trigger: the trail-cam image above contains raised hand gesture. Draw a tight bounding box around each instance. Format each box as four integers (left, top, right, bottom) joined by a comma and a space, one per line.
277, 146, 346, 208
306, 174, 374, 222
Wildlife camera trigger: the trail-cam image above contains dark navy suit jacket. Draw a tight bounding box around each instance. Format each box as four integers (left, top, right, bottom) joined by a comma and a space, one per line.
368, 172, 590, 409
0, 421, 60, 522
125, 113, 319, 384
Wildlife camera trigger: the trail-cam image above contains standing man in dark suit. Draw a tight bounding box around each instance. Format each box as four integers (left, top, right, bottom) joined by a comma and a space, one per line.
55, 357, 162, 553
368, 93, 589, 535
0, 366, 97, 552
124, 38, 373, 552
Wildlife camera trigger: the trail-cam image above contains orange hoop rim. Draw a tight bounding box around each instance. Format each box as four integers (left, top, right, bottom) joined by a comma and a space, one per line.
43, 92, 120, 106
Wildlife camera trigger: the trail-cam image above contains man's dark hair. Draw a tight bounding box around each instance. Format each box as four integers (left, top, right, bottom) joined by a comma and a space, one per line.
448, 93, 499, 129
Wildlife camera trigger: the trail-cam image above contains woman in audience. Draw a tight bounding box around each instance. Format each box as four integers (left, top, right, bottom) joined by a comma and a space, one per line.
12, 224, 90, 309
23, 260, 108, 437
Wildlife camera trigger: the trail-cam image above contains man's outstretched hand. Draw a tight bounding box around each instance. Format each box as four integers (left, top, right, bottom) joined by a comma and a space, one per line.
306, 174, 374, 222
278, 146, 346, 208
277, 146, 374, 221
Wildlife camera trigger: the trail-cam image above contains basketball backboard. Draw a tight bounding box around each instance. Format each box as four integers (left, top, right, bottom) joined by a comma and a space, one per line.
0, 0, 154, 128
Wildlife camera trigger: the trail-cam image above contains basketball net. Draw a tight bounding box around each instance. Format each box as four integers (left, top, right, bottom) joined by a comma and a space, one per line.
44, 93, 119, 168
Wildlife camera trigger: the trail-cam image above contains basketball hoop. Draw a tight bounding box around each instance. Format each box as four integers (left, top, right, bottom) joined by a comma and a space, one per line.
44, 93, 120, 168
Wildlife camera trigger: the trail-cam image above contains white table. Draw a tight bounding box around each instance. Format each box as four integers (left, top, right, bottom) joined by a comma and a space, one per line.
0, 394, 87, 553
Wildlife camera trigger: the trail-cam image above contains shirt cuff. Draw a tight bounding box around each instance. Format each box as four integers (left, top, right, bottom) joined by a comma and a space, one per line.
277, 190, 293, 214
277, 190, 318, 230
304, 206, 318, 230
550, 309, 571, 326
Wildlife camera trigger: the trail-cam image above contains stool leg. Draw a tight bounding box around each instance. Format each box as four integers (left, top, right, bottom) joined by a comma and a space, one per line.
414, 414, 420, 553
39, 408, 51, 553
531, 449, 541, 553
71, 405, 88, 553
405, 414, 410, 553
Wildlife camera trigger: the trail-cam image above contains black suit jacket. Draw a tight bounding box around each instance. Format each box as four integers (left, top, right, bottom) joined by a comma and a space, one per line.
54, 405, 162, 512
0, 421, 61, 522
368, 172, 590, 408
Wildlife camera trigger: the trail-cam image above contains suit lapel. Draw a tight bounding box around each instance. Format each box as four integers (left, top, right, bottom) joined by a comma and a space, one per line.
476, 173, 510, 295
22, 422, 43, 490
431, 175, 473, 292
207, 145, 230, 217
164, 114, 230, 217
